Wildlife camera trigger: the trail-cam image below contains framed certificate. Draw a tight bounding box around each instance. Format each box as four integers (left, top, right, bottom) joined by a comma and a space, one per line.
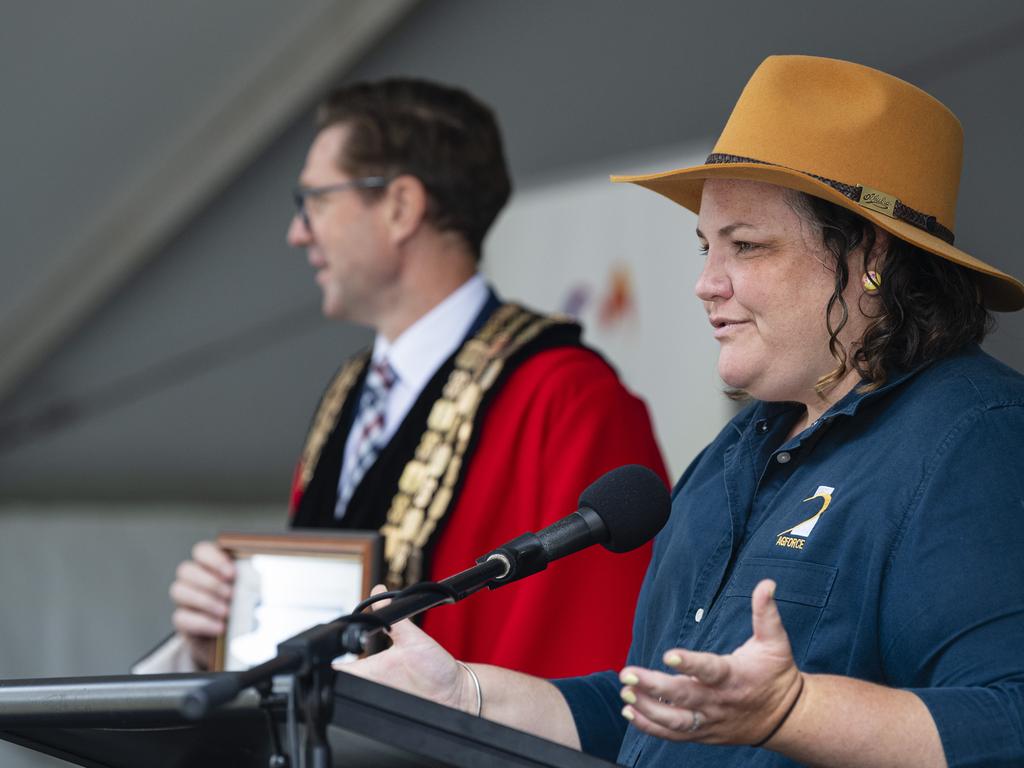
213, 530, 382, 672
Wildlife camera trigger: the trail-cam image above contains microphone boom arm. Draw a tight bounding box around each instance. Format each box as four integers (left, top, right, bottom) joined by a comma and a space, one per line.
180, 462, 669, 768
182, 555, 510, 720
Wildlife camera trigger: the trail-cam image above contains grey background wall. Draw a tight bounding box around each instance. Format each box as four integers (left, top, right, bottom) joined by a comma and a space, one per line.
2, 0, 1022, 501
1, 2, 1023, 764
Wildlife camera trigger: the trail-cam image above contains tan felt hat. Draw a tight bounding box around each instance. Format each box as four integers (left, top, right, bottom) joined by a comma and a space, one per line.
613, 55, 1024, 311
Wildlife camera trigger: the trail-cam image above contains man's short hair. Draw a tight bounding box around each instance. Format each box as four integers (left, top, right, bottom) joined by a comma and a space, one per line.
316, 78, 512, 261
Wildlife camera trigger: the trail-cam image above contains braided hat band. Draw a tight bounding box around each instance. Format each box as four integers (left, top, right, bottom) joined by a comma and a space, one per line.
704, 153, 955, 246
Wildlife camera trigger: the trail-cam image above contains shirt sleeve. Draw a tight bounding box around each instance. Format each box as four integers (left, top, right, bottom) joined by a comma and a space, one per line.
880, 404, 1024, 766
551, 670, 628, 761
130, 633, 200, 675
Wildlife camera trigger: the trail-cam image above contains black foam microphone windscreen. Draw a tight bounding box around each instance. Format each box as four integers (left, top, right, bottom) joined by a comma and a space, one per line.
577, 464, 670, 553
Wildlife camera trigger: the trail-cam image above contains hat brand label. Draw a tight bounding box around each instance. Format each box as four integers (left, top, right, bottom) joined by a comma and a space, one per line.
857, 186, 897, 218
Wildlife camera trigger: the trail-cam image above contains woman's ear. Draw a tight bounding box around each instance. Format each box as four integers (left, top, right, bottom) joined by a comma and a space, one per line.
866, 224, 891, 271
859, 224, 890, 295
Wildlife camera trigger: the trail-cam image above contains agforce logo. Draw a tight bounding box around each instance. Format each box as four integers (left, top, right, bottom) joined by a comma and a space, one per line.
775, 485, 834, 550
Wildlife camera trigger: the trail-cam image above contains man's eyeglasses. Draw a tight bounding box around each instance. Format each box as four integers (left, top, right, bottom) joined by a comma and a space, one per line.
292, 176, 391, 230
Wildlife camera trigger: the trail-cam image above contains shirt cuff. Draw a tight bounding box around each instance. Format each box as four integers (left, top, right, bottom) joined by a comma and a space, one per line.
550, 670, 626, 762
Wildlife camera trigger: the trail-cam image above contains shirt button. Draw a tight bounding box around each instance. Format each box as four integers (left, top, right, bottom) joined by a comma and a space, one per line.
694, 608, 705, 623
755, 420, 769, 434
776, 451, 792, 464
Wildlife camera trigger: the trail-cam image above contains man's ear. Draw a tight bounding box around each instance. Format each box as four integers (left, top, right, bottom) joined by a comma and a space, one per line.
383, 174, 428, 246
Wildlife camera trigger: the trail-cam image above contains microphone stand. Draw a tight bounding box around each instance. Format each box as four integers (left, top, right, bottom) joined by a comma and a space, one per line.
180, 555, 510, 767
173, 463, 668, 766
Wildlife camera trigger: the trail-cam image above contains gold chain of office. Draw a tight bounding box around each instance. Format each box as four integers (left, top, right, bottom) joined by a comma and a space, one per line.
297, 303, 569, 587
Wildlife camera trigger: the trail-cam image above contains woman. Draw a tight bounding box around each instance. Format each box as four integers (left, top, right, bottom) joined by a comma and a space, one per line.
350, 56, 1024, 767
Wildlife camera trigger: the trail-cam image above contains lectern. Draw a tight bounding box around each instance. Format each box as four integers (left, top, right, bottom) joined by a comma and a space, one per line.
0, 671, 618, 767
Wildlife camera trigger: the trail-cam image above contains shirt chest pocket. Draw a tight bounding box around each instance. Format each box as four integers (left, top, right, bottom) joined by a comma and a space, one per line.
704, 557, 838, 664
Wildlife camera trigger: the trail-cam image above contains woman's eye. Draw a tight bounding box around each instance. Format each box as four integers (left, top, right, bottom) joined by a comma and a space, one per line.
697, 243, 709, 256
735, 241, 759, 254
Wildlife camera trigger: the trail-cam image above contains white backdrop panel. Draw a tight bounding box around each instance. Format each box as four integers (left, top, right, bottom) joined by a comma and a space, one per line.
486, 143, 734, 478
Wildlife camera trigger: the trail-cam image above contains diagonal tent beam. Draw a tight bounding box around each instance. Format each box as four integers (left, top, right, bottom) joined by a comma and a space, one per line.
0, 0, 417, 405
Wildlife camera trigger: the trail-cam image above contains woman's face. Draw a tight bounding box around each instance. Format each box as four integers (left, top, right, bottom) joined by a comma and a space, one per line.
695, 179, 870, 408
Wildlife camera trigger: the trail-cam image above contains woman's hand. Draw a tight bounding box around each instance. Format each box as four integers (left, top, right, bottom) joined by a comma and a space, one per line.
341, 585, 480, 715
618, 579, 803, 746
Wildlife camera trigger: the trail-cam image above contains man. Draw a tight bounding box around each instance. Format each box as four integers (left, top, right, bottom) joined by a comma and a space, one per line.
144, 79, 666, 678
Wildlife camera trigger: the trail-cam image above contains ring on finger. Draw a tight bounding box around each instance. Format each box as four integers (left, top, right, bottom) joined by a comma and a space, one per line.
688, 710, 704, 733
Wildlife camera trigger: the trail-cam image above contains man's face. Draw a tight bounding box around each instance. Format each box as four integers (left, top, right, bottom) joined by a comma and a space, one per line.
287, 124, 399, 324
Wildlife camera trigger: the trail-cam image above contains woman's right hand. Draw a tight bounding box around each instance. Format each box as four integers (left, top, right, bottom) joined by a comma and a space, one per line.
341, 585, 479, 714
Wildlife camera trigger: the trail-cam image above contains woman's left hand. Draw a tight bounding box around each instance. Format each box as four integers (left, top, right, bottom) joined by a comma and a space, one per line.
618, 579, 803, 746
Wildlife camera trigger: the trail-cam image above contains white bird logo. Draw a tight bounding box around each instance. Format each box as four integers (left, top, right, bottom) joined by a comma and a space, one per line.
778, 485, 834, 538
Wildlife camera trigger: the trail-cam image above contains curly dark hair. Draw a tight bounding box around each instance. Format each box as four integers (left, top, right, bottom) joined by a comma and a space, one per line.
315, 78, 512, 261
785, 192, 994, 395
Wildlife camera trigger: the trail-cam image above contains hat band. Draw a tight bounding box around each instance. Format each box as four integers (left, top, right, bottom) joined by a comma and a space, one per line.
705, 153, 955, 245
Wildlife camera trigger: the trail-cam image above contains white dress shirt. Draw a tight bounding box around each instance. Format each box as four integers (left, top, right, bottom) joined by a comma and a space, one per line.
336, 274, 490, 514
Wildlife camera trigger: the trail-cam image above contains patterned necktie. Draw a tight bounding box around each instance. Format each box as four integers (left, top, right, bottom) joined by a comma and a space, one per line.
335, 359, 398, 519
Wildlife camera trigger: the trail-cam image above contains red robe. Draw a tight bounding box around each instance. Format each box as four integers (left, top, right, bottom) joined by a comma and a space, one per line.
292, 345, 667, 678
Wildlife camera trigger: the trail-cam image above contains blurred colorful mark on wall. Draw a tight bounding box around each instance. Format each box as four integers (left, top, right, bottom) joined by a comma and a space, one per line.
561, 284, 591, 319
559, 264, 636, 327
598, 264, 635, 328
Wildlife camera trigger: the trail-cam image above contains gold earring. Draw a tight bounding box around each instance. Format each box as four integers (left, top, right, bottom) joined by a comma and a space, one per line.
862, 271, 882, 293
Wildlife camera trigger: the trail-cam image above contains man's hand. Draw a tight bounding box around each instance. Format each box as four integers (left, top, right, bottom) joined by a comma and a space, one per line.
169, 540, 235, 670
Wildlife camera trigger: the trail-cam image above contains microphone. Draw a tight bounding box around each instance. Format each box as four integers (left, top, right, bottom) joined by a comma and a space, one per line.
482, 464, 670, 586
337, 464, 669, 652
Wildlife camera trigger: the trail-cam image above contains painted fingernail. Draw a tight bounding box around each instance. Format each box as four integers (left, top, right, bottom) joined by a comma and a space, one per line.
620, 671, 639, 685
621, 706, 635, 722
621, 689, 637, 704
664, 652, 682, 667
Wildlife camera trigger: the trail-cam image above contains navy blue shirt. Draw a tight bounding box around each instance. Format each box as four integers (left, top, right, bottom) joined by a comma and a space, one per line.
554, 346, 1024, 767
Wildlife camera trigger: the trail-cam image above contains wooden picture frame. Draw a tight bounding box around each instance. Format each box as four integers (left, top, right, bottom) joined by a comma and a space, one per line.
213, 530, 382, 672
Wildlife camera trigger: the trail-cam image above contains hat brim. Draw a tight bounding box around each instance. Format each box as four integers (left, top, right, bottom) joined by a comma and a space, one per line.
612, 162, 1024, 312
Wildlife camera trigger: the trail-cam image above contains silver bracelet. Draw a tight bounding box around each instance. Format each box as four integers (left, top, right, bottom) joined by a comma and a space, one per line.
456, 661, 483, 717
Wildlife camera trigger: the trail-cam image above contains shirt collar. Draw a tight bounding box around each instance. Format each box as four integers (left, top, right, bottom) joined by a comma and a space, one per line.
818, 363, 925, 420
370, 273, 490, 393
752, 358, 934, 435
